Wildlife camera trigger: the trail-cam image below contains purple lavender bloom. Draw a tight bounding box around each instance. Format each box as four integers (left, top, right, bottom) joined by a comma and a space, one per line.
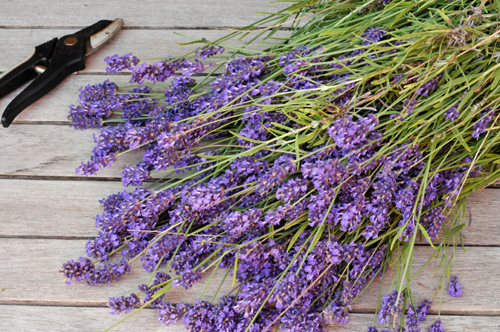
392, 74, 404, 86
327, 114, 379, 154
377, 290, 403, 325
121, 162, 151, 187
406, 304, 420, 332
138, 272, 172, 308
195, 38, 225, 59
76, 124, 129, 176
416, 75, 442, 97
272, 272, 308, 311
172, 270, 202, 290
141, 234, 186, 272
181, 59, 207, 76
155, 302, 187, 326
262, 207, 286, 226
68, 80, 119, 129
422, 206, 445, 242
107, 292, 140, 314
105, 53, 140, 73
130, 58, 186, 84
280, 309, 326, 332
180, 300, 215, 332
444, 102, 460, 121
367, 327, 378, 332
60, 256, 94, 285
362, 27, 386, 46
221, 209, 263, 235
429, 319, 445, 332
276, 178, 309, 203
416, 299, 432, 321
324, 301, 349, 325
472, 108, 495, 139
108, 257, 131, 281
234, 280, 274, 318
448, 276, 463, 297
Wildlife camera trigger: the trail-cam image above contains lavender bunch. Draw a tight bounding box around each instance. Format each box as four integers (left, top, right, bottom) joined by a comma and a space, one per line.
60, 0, 500, 331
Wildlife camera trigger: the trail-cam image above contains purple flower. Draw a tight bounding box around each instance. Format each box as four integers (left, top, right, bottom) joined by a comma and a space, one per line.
416, 75, 442, 97
60, 256, 94, 285
429, 319, 444, 332
416, 299, 432, 321
377, 290, 403, 325
221, 208, 263, 235
195, 38, 225, 59
107, 292, 140, 314
472, 108, 495, 139
141, 234, 186, 272
406, 304, 420, 332
448, 276, 463, 297
362, 27, 386, 46
138, 272, 172, 308
367, 327, 378, 332
172, 270, 202, 290
444, 102, 460, 121
155, 302, 187, 326
121, 162, 151, 187
422, 206, 445, 241
105, 53, 140, 73
130, 58, 186, 84
68, 80, 119, 129
324, 301, 349, 325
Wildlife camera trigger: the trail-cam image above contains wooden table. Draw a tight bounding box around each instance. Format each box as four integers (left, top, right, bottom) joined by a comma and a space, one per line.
0, 1, 499, 331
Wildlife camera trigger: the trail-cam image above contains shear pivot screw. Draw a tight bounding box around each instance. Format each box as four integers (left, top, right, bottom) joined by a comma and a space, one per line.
64, 37, 78, 46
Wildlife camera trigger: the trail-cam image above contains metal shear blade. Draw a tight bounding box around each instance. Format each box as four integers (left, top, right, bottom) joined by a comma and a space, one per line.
0, 18, 124, 128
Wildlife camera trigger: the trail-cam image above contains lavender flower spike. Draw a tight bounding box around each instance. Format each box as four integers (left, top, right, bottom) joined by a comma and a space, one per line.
429, 319, 445, 332
448, 276, 463, 297
105, 53, 140, 73
107, 292, 141, 314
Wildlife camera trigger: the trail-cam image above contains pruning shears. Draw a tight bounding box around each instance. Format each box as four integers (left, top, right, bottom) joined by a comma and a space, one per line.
0, 18, 124, 128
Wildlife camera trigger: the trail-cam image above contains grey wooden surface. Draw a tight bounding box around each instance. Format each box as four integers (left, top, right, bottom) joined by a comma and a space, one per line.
0, 1, 499, 331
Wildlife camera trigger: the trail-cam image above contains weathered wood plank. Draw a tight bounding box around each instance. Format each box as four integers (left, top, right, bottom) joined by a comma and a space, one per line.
0, 125, 142, 179
0, 28, 289, 75
0, 239, 498, 315
464, 189, 500, 245
0, 239, 234, 306
0, 0, 290, 29
353, 246, 500, 315
1, 178, 499, 245
1, 306, 499, 332
0, 179, 126, 238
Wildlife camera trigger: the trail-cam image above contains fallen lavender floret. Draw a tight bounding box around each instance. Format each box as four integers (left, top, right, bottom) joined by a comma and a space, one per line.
429, 319, 445, 332
448, 276, 463, 297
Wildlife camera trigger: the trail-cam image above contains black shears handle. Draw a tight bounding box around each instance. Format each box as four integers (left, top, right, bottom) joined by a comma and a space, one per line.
0, 20, 115, 128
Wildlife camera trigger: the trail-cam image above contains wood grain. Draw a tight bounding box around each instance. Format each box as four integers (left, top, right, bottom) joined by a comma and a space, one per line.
0, 125, 142, 179
1, 306, 499, 332
0, 239, 498, 316
0, 179, 126, 238
0, 0, 290, 28
1, 178, 500, 245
